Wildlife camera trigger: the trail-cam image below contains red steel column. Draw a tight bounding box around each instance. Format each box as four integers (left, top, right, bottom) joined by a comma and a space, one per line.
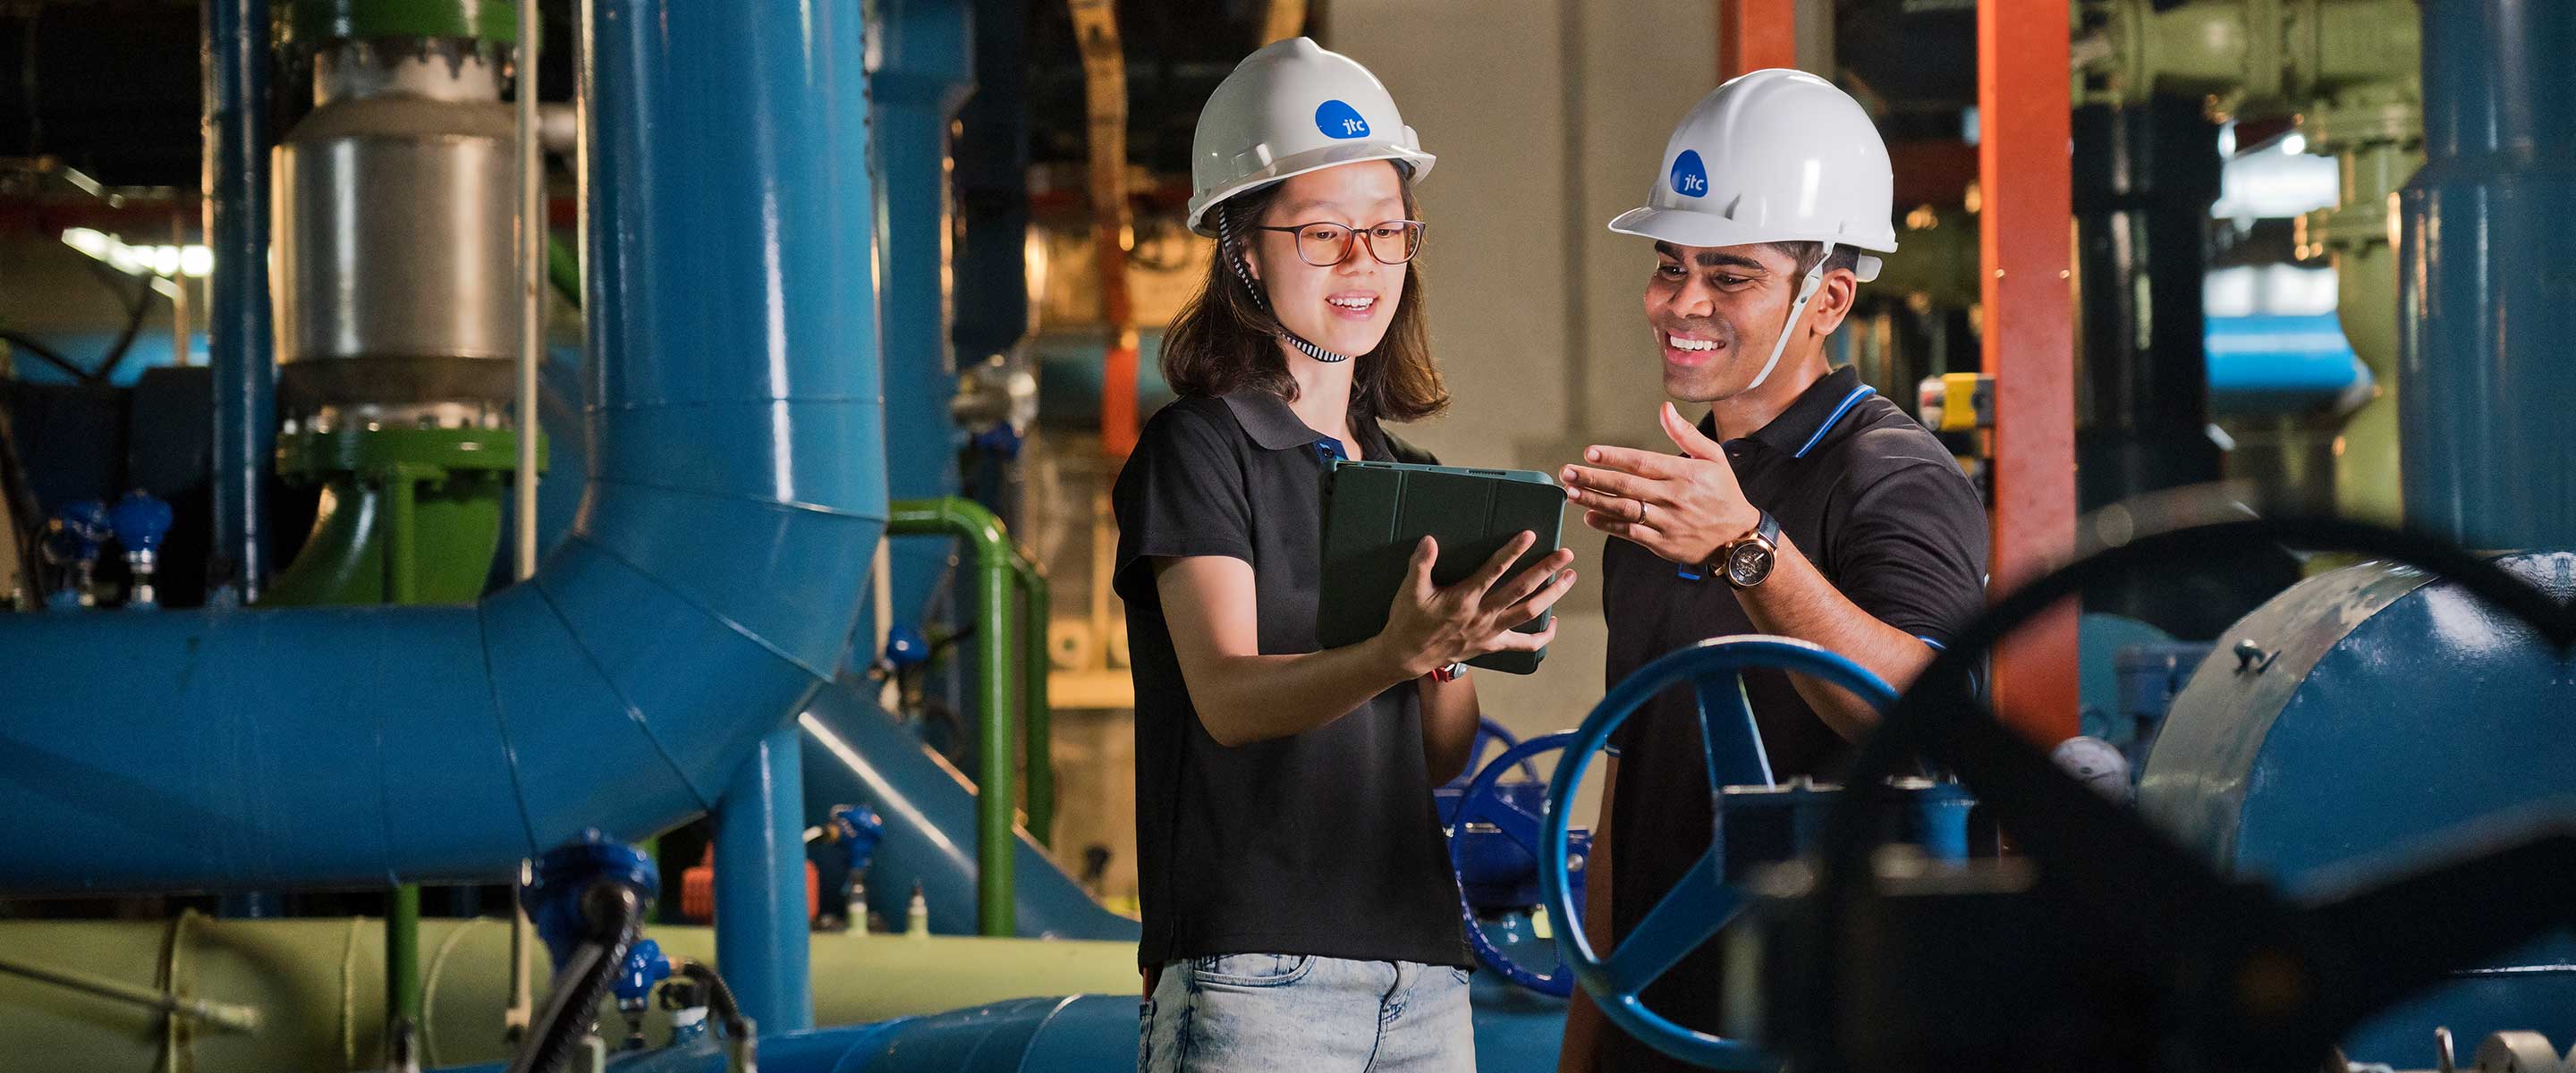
1979, 0, 2080, 743
1717, 0, 1799, 77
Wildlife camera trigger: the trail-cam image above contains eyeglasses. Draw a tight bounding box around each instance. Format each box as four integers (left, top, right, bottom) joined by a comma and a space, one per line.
1250, 220, 1427, 266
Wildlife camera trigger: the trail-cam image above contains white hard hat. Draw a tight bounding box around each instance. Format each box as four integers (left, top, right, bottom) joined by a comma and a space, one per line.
1187, 38, 1436, 236
1607, 69, 1896, 283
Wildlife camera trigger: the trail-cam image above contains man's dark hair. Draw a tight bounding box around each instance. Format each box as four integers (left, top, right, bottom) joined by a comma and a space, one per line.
1765, 241, 1862, 277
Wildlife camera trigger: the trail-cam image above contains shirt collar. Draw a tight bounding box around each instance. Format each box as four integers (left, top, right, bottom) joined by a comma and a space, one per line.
1725, 366, 1875, 459
1221, 391, 1387, 459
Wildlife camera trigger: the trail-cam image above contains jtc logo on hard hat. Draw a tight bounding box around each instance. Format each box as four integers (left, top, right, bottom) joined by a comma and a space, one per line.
1669, 149, 1709, 198
1314, 99, 1371, 139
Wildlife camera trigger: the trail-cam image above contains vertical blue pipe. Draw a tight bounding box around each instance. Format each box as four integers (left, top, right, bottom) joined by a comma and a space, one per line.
715, 727, 814, 1032
873, 0, 977, 627
203, 0, 274, 602
2398, 0, 2576, 549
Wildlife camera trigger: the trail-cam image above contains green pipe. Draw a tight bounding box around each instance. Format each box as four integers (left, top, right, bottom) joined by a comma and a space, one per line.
547, 232, 582, 308
886, 497, 1018, 937
381, 467, 426, 1033
1013, 552, 1054, 847
386, 884, 421, 1035
382, 468, 421, 604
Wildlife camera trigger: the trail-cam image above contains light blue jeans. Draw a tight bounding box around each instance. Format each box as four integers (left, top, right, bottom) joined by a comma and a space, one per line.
1139, 953, 1477, 1072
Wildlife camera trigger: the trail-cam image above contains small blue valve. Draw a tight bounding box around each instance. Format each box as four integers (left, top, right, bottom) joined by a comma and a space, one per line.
883, 624, 931, 670
44, 500, 111, 609
108, 492, 174, 608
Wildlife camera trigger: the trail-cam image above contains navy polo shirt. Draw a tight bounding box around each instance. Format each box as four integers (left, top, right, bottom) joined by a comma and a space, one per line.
1594, 365, 1988, 1071
1111, 392, 1468, 972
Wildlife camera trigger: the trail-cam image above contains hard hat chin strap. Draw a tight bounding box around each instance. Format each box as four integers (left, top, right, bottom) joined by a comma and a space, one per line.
1216, 207, 1356, 365
1745, 246, 1833, 393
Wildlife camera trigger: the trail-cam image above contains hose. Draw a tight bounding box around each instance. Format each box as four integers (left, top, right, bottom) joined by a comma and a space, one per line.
504, 883, 646, 1073
671, 959, 754, 1044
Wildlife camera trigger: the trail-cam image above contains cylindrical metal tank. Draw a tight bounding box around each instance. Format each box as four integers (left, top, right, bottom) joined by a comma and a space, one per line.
2137, 552, 2576, 1063
273, 41, 520, 422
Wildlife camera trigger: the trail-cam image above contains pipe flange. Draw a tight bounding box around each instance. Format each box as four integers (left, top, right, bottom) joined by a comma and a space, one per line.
277, 356, 521, 419
276, 425, 536, 482
286, 0, 521, 51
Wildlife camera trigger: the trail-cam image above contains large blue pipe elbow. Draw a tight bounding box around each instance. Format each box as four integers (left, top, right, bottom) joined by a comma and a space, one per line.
0, 0, 886, 893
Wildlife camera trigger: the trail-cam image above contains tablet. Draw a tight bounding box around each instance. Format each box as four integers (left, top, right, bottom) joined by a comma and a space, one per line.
1317, 458, 1567, 675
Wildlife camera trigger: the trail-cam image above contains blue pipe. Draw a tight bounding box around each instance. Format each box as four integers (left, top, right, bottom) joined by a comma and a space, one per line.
0, 0, 886, 893
714, 728, 813, 1032
2399, 0, 2576, 548
870, 0, 975, 629
797, 681, 1139, 942
203, 0, 274, 603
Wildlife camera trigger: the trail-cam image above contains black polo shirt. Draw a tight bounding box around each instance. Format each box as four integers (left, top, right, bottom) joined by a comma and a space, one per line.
1596, 365, 1987, 1071
1111, 391, 1469, 972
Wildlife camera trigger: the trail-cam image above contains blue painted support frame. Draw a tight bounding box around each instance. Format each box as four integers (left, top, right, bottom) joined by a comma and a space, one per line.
1538, 636, 1900, 1071
716, 727, 813, 1032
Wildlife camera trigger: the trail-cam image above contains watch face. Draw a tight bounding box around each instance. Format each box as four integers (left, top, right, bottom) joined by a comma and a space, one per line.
1726, 544, 1774, 587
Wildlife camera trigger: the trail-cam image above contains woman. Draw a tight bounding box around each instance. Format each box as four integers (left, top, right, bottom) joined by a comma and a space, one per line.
1114, 37, 1579, 1073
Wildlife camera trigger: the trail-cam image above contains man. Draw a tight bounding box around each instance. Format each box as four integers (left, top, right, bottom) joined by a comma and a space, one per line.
1553, 69, 1989, 1072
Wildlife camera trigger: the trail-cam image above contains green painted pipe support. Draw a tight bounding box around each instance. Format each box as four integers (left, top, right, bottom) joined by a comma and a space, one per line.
886, 497, 1054, 937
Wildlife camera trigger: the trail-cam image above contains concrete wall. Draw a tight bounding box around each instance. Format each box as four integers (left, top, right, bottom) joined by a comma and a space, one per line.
1335, 2, 1718, 806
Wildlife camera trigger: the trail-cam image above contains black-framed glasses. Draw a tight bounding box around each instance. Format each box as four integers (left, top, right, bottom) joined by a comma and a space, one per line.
1250, 220, 1427, 266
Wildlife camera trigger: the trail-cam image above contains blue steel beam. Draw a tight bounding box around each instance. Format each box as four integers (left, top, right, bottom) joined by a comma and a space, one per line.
0, 0, 887, 893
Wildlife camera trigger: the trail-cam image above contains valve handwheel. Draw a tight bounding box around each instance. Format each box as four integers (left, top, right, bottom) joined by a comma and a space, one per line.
1537, 636, 1900, 1070
1447, 730, 1582, 995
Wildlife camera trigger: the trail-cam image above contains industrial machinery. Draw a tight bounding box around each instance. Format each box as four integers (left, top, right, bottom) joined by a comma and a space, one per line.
1536, 637, 1974, 1070
11, 0, 2576, 1069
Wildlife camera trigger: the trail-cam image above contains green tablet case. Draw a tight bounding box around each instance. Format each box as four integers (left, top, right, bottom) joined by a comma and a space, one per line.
1317, 459, 1567, 674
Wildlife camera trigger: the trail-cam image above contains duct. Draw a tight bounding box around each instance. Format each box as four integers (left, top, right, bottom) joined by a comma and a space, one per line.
0, 0, 887, 893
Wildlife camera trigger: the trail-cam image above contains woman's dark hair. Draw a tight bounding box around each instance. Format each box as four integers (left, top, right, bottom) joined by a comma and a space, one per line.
1161, 163, 1450, 423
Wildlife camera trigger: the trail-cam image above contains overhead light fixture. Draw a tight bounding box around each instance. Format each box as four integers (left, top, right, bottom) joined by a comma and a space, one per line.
60, 228, 213, 279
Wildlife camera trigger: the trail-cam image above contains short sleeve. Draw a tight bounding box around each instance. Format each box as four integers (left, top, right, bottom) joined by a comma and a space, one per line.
1826, 459, 1989, 649
1111, 403, 1258, 607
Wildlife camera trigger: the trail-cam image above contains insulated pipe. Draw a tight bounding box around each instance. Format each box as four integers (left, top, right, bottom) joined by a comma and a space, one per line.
0, 0, 886, 893
2398, 0, 2576, 548
203, 0, 274, 603
886, 497, 1019, 936
713, 728, 812, 1032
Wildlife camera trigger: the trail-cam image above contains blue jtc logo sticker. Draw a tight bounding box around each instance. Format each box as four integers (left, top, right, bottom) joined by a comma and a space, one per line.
1315, 99, 1371, 139
1669, 149, 1710, 198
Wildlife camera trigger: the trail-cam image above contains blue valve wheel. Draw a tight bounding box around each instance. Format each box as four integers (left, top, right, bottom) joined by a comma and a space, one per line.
1538, 636, 1899, 1071
1447, 716, 1545, 790
1447, 730, 1582, 995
